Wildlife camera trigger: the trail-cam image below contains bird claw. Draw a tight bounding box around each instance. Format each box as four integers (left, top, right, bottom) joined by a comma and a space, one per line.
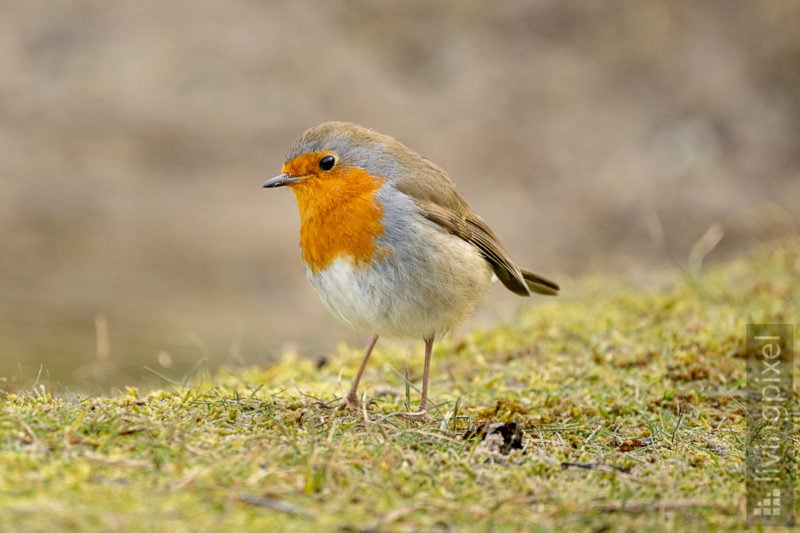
337, 395, 363, 412
397, 409, 432, 424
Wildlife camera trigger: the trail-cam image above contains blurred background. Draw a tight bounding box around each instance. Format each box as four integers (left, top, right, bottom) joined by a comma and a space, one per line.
1, 0, 798, 391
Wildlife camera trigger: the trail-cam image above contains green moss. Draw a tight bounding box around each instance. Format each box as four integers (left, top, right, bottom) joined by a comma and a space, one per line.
1, 240, 798, 531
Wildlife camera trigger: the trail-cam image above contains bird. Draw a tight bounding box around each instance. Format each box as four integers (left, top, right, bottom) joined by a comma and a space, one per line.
263, 122, 558, 417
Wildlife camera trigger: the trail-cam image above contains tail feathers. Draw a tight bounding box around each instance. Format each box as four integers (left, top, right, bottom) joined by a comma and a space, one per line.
521, 269, 560, 296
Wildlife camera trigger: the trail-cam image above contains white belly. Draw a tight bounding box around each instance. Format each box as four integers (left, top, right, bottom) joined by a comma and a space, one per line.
306, 222, 493, 340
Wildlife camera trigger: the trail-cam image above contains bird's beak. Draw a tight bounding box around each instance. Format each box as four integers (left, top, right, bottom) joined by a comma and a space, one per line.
263, 173, 302, 188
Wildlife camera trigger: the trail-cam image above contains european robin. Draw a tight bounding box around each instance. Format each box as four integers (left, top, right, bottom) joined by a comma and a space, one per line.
264, 122, 558, 416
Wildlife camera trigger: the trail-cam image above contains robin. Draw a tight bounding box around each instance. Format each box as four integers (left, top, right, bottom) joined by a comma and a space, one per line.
263, 122, 558, 416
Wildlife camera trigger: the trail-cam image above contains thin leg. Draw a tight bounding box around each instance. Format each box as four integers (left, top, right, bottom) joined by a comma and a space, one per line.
418, 337, 434, 412
339, 335, 379, 410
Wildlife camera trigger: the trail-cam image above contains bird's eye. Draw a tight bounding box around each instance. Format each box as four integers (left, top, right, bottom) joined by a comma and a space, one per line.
319, 155, 335, 171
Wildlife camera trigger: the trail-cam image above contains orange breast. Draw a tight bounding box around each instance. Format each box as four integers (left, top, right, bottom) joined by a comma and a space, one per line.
287, 163, 385, 273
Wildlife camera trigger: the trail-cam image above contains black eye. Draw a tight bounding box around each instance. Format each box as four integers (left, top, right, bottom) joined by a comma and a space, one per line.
319, 155, 335, 171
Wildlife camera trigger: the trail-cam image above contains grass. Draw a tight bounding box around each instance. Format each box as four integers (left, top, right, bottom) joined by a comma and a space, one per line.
1, 240, 798, 531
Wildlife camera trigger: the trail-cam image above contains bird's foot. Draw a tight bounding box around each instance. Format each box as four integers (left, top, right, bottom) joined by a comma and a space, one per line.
397, 409, 432, 424
337, 392, 364, 412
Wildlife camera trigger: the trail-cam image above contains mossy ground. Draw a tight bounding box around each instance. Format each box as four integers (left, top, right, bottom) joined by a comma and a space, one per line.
1, 241, 798, 531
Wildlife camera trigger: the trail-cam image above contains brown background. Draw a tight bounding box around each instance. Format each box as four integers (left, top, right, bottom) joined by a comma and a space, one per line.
1, 1, 798, 390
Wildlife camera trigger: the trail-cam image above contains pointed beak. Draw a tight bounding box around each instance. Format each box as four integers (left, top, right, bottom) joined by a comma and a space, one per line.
263, 173, 302, 188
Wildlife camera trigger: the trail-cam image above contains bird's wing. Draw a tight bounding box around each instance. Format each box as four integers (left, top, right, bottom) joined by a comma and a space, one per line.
416, 200, 532, 296
390, 158, 530, 295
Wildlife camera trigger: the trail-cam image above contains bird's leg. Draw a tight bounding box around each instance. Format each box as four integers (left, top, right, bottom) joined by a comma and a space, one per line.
417, 337, 434, 413
338, 335, 379, 411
